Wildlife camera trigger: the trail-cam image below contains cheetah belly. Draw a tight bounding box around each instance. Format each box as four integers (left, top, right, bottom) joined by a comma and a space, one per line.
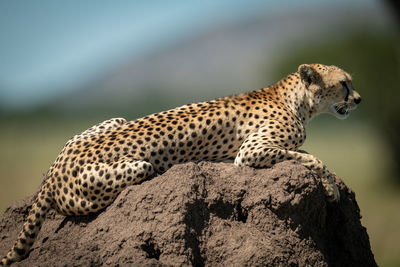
117, 123, 243, 173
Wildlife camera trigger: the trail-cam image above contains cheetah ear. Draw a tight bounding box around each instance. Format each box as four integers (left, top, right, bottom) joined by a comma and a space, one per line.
298, 64, 317, 87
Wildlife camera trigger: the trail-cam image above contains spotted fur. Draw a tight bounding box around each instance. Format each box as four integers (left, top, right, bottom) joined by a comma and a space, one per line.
1, 63, 361, 265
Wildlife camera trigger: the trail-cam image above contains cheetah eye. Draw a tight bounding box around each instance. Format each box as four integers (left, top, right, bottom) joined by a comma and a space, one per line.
341, 81, 349, 101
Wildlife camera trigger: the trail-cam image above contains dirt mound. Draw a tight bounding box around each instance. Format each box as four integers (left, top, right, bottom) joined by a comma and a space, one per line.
0, 161, 376, 266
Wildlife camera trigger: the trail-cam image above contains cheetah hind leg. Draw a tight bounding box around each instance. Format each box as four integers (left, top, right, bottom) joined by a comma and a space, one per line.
0, 160, 154, 266
70, 159, 154, 214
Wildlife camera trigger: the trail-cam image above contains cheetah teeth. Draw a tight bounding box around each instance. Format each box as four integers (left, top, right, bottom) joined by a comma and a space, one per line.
332, 104, 349, 116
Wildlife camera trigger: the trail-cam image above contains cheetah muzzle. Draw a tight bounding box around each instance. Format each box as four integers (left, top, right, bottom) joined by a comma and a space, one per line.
330, 81, 361, 119
1, 63, 361, 266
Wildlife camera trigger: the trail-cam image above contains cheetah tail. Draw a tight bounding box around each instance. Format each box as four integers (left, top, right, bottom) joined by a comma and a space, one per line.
1, 186, 53, 266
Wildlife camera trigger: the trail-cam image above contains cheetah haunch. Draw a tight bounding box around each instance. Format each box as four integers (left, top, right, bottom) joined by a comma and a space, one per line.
1, 63, 361, 265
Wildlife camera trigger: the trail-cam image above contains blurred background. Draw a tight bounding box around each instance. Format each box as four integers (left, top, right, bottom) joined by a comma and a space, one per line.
0, 0, 399, 265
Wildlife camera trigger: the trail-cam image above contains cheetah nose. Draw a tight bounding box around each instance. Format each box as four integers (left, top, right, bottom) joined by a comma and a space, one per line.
354, 97, 361, 104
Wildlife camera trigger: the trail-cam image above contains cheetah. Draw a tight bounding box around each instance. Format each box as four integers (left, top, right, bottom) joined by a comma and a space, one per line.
1, 63, 361, 265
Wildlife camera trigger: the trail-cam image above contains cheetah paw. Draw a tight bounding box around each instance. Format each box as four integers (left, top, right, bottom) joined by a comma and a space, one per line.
324, 182, 340, 203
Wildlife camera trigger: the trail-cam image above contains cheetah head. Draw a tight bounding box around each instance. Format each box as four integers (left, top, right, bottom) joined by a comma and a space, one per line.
298, 64, 361, 119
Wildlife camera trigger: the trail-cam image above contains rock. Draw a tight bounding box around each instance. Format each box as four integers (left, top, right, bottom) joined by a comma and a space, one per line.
0, 161, 377, 266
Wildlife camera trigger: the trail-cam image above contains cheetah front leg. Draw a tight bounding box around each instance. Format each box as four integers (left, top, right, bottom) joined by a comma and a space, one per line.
234, 126, 340, 202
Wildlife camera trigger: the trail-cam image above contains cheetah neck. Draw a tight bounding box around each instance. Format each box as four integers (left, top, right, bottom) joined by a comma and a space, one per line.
265, 73, 318, 125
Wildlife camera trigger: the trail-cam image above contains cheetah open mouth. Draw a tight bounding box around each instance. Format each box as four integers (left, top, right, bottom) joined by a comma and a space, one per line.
331, 104, 349, 118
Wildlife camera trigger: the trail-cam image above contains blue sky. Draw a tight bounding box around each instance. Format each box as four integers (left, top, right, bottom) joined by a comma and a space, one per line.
0, 0, 379, 109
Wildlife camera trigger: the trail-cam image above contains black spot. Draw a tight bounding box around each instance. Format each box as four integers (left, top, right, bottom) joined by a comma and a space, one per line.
14, 246, 25, 255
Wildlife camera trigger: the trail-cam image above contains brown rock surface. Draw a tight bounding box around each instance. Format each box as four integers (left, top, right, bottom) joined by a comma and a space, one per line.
0, 161, 376, 266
